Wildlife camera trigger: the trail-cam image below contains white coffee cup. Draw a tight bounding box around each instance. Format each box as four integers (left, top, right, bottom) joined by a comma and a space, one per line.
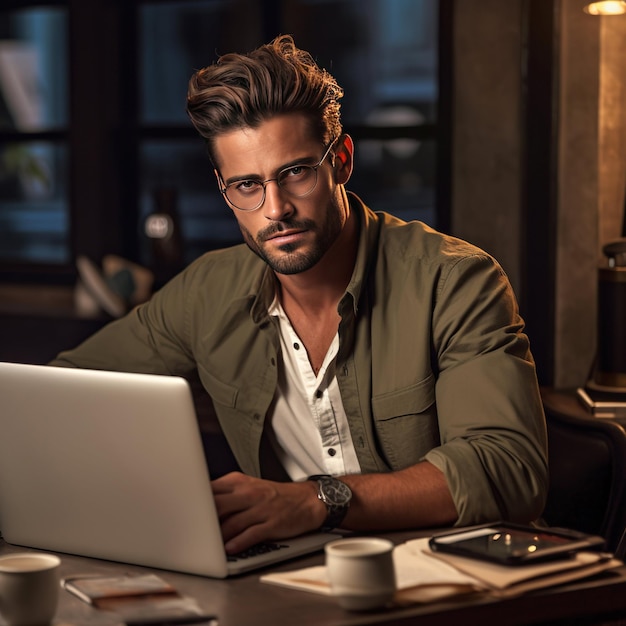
325, 537, 396, 611
0, 553, 61, 626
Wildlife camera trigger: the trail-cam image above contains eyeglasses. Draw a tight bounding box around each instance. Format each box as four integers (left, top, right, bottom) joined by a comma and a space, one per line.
219, 140, 336, 212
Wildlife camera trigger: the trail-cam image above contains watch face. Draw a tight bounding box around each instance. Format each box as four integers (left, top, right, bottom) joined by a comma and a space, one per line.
320, 477, 352, 506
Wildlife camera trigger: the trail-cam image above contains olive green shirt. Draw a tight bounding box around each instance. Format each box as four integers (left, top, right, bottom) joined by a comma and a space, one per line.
51, 194, 548, 526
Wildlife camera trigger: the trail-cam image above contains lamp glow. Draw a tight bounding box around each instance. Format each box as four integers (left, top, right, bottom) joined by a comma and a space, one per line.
584, 1, 626, 15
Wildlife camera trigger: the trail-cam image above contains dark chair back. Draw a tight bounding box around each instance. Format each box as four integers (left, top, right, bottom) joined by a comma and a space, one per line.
542, 395, 626, 555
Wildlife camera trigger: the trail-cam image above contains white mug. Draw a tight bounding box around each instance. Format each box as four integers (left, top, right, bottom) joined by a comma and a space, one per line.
325, 537, 396, 611
0, 553, 61, 626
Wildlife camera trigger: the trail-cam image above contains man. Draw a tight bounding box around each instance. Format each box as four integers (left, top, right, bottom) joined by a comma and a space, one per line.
51, 35, 548, 555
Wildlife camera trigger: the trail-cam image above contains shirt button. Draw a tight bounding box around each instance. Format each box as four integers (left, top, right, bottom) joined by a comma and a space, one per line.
315, 389, 323, 399
328, 448, 336, 457
293, 342, 300, 350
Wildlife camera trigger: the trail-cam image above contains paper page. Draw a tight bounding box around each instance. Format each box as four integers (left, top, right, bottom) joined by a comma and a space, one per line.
411, 538, 612, 589
260, 538, 482, 599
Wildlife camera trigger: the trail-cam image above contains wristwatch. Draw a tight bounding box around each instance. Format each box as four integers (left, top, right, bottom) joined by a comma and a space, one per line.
308, 474, 352, 531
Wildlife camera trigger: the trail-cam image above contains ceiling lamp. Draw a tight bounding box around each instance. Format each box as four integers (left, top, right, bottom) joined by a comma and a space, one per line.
583, 1, 626, 15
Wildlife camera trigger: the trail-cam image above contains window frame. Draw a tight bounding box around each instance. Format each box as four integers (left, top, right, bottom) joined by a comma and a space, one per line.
0, 0, 452, 285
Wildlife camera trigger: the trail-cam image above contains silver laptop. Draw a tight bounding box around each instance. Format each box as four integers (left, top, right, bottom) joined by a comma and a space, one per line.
0, 361, 339, 577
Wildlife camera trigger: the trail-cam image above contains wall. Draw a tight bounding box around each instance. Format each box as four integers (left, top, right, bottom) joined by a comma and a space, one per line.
451, 0, 524, 293
598, 11, 626, 245
555, 1, 601, 388
452, 0, 626, 388
556, 1, 626, 388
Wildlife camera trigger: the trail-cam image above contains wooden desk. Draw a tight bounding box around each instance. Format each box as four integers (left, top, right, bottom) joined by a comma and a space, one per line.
2, 534, 626, 626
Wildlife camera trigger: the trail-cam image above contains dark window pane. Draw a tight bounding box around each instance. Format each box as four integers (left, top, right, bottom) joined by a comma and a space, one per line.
282, 0, 438, 126
0, 5, 69, 268
140, 0, 262, 125
0, 6, 68, 131
351, 137, 436, 225
140, 0, 437, 127
0, 142, 69, 263
139, 140, 240, 268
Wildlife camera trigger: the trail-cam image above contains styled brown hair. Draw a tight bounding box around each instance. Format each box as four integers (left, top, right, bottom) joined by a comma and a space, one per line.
186, 35, 343, 164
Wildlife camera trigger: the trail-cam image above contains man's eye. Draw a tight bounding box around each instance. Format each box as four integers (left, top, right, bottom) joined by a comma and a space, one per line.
235, 180, 261, 194
283, 165, 307, 178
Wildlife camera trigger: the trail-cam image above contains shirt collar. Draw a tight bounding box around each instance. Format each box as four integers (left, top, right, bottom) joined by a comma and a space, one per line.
341, 192, 379, 317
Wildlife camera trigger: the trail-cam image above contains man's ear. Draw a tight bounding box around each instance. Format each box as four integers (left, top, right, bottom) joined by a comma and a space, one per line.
334, 134, 354, 185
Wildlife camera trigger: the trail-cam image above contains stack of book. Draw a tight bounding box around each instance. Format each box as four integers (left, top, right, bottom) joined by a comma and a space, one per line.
577, 386, 626, 419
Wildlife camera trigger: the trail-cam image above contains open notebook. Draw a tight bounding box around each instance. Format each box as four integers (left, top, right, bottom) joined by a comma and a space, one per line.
0, 361, 339, 577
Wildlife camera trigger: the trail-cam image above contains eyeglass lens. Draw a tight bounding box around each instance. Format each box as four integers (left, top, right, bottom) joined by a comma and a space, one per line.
224, 165, 318, 211
222, 140, 336, 211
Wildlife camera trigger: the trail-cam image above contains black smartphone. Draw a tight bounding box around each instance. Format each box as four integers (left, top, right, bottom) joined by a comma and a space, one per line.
428, 522, 606, 566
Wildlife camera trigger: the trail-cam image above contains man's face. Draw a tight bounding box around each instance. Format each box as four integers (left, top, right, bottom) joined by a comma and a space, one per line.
212, 114, 350, 275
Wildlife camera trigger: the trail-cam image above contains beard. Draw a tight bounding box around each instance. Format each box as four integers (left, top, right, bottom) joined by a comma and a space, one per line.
238, 198, 344, 275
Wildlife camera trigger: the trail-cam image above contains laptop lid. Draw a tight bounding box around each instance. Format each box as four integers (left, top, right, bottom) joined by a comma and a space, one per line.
0, 362, 337, 577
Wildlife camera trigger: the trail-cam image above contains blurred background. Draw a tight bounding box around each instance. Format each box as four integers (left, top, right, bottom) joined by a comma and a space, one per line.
0, 0, 624, 390
0, 0, 439, 272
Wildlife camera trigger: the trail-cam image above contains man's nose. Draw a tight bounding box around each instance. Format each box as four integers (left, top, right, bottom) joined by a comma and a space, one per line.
262, 180, 295, 220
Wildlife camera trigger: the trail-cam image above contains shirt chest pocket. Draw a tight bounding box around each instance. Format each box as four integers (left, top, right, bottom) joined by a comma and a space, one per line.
197, 364, 239, 409
371, 375, 440, 469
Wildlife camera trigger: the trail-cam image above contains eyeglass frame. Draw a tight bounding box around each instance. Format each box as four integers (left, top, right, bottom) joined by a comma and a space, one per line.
217, 138, 338, 212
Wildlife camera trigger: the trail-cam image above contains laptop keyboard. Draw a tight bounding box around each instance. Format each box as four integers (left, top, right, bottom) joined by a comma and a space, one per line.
227, 541, 290, 562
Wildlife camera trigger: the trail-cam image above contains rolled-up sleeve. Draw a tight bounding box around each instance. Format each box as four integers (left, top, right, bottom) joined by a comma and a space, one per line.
424, 253, 548, 525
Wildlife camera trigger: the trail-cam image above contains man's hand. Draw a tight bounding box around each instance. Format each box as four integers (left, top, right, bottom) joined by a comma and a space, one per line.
212, 462, 458, 555
211, 472, 326, 554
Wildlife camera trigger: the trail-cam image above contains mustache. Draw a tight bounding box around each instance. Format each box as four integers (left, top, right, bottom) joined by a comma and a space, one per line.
258, 219, 316, 241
